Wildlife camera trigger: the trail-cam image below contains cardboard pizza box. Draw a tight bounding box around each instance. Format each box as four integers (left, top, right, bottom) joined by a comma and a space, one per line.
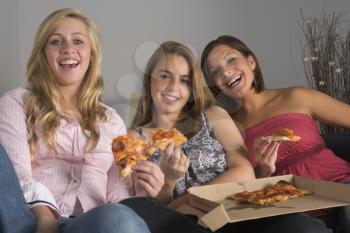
179, 175, 350, 231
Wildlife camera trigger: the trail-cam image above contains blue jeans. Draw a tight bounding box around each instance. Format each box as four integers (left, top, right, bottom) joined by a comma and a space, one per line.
59, 203, 150, 233
0, 144, 36, 233
0, 144, 150, 233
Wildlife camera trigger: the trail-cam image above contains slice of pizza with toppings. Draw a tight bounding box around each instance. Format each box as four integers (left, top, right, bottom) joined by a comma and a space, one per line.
262, 128, 301, 142
111, 128, 187, 179
229, 180, 312, 206
150, 128, 187, 151
112, 135, 157, 179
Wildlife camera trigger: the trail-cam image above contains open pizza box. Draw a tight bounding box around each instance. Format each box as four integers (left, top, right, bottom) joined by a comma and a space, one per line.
176, 175, 350, 231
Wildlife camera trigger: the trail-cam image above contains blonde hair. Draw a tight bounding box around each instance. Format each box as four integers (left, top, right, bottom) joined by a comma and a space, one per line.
26, 8, 106, 153
132, 41, 214, 137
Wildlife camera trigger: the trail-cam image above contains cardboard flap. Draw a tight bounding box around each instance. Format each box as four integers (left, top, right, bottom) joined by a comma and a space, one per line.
200, 204, 230, 231
294, 176, 350, 203
188, 193, 220, 212
176, 203, 205, 218
189, 182, 243, 201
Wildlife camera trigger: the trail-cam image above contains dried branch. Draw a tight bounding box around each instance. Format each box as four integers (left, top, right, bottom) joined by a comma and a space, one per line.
297, 9, 350, 135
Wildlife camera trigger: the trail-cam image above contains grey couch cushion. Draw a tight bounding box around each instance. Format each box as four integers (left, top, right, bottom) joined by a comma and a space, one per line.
322, 135, 350, 162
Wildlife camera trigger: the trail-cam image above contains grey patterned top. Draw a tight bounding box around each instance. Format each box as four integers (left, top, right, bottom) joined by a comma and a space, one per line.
133, 111, 228, 198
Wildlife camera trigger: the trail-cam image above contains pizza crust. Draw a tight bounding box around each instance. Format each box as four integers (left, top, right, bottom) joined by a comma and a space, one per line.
262, 128, 301, 142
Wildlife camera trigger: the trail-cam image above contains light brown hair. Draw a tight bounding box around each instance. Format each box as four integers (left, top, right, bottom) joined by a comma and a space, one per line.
132, 41, 214, 137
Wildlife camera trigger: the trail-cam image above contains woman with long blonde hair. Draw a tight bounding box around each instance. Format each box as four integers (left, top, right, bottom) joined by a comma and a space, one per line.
0, 8, 163, 233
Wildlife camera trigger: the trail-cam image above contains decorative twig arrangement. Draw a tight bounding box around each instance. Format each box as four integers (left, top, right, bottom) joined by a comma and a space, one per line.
297, 9, 350, 135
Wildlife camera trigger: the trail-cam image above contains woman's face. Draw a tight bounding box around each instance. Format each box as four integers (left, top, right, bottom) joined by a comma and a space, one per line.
45, 17, 91, 90
206, 44, 256, 99
150, 54, 191, 116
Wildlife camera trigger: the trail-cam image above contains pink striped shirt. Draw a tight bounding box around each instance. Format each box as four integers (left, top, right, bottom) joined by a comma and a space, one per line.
0, 87, 132, 217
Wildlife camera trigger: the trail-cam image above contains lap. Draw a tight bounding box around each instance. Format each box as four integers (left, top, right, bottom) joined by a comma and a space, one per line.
60, 203, 150, 233
120, 197, 211, 233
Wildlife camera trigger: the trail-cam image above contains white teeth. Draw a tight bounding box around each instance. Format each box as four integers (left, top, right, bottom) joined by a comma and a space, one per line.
163, 94, 179, 101
228, 75, 241, 86
59, 59, 79, 65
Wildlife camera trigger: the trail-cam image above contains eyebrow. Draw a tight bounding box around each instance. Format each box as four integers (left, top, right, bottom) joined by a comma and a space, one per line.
223, 51, 237, 60
159, 69, 190, 78
207, 50, 237, 71
49, 32, 87, 37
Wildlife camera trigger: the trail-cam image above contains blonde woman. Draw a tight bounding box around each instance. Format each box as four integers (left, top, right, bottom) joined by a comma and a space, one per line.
0, 8, 163, 233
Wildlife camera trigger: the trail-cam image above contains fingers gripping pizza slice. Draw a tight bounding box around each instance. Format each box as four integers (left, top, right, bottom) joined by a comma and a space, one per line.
262, 128, 301, 142
112, 135, 157, 179
111, 128, 187, 179
150, 128, 187, 151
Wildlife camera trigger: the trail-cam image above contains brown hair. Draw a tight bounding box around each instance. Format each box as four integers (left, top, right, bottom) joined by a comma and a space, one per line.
132, 41, 214, 137
201, 35, 265, 112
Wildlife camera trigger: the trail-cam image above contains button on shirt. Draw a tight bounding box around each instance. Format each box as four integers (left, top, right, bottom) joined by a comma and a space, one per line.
0, 88, 132, 217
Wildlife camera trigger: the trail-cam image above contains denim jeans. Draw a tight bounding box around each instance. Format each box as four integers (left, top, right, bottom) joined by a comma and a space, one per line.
0, 144, 36, 233
59, 203, 150, 233
0, 144, 150, 233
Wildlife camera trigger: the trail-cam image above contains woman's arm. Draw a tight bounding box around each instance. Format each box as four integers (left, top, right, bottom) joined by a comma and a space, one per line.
251, 87, 350, 178
32, 206, 59, 233
205, 105, 256, 184
291, 87, 350, 128
0, 90, 59, 230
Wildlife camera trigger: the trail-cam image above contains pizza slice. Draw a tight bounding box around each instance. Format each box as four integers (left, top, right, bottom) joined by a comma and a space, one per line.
229, 180, 311, 206
112, 135, 157, 179
262, 128, 301, 142
150, 128, 187, 151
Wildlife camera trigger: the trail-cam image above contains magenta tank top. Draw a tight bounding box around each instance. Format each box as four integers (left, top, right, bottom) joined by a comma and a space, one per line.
244, 113, 350, 182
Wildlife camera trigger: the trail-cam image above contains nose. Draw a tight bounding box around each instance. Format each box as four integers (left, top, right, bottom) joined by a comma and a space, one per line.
223, 68, 233, 78
61, 41, 76, 54
167, 77, 180, 90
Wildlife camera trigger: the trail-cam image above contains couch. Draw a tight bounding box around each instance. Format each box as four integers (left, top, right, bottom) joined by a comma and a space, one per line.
322, 134, 350, 162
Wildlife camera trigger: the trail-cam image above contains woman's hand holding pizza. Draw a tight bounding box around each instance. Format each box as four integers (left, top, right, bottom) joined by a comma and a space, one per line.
253, 137, 280, 177
132, 160, 164, 197
254, 128, 300, 178
159, 142, 190, 184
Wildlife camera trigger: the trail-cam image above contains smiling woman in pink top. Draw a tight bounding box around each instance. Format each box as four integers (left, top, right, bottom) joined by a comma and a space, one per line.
0, 8, 164, 233
201, 35, 350, 233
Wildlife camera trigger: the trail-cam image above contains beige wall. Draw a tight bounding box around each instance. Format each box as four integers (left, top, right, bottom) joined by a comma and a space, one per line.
1, 0, 349, 123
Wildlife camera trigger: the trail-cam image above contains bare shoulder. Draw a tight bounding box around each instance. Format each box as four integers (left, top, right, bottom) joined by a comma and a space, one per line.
206, 105, 231, 121
280, 86, 315, 99
205, 105, 242, 133
127, 127, 141, 137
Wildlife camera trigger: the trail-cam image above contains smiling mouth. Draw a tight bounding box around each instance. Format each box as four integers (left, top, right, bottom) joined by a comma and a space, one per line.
227, 75, 242, 87
59, 59, 80, 69
162, 94, 180, 102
